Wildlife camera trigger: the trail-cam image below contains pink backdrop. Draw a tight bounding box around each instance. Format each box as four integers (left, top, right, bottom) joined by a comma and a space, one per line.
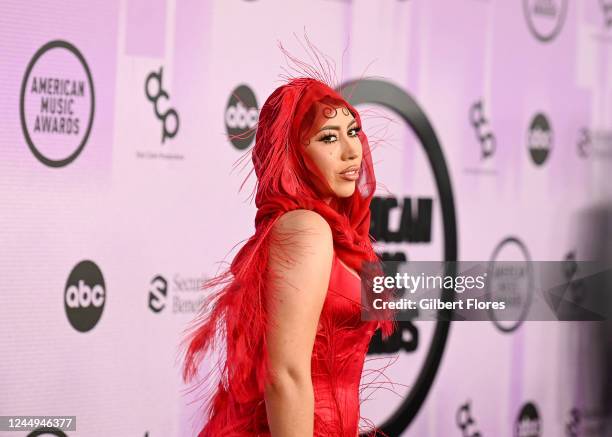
1, 1, 611, 436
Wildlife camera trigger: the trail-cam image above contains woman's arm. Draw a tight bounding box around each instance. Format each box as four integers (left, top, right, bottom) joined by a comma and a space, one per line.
264, 209, 333, 437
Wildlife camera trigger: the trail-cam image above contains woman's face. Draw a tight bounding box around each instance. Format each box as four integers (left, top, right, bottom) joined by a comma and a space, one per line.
302, 106, 363, 200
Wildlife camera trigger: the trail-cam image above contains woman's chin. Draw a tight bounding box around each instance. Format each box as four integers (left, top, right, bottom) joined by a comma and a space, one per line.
334, 184, 356, 198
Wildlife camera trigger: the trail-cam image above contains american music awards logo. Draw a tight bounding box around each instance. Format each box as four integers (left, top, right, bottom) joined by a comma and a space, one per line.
20, 40, 95, 168
339, 78, 457, 436
523, 0, 568, 43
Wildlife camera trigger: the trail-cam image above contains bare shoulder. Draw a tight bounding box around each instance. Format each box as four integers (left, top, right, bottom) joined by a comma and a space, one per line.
272, 209, 331, 236
269, 209, 333, 271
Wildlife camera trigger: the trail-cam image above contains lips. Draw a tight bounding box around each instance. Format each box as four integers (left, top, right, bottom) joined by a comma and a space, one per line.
339, 165, 360, 181
340, 165, 359, 174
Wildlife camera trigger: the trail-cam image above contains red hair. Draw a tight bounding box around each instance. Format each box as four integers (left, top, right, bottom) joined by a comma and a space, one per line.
179, 77, 396, 435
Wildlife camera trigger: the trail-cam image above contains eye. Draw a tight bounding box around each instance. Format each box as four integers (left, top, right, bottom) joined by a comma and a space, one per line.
318, 131, 337, 144
348, 126, 362, 137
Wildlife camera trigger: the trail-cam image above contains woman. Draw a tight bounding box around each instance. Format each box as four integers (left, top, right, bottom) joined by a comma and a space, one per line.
180, 76, 397, 436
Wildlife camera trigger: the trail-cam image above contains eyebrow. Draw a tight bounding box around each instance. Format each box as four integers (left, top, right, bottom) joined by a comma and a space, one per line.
318, 118, 357, 132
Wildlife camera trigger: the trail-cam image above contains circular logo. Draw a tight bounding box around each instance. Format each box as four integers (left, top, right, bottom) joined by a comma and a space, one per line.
528, 113, 553, 166
27, 428, 67, 437
486, 237, 534, 333
64, 260, 105, 332
225, 84, 258, 150
20, 40, 95, 167
339, 79, 457, 436
516, 402, 541, 437
523, 0, 568, 42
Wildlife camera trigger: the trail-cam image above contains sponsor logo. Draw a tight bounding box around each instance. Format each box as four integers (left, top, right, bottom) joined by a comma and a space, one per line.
523, 0, 568, 42
148, 273, 207, 314
516, 402, 541, 437
20, 40, 95, 167
527, 113, 553, 166
225, 84, 258, 150
64, 260, 106, 332
465, 99, 497, 175
577, 128, 612, 159
145, 66, 179, 144
486, 237, 534, 333
457, 400, 482, 437
470, 100, 496, 160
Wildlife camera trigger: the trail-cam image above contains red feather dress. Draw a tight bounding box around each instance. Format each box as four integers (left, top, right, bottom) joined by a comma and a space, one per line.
179, 77, 397, 436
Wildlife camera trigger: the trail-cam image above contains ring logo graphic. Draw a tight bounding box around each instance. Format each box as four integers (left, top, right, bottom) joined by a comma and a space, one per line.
20, 40, 95, 167
516, 402, 541, 437
527, 112, 553, 166
148, 275, 168, 313
523, 0, 568, 42
145, 67, 179, 144
470, 100, 496, 160
486, 237, 534, 333
457, 400, 482, 437
27, 428, 67, 437
64, 260, 105, 332
339, 79, 457, 436
225, 84, 258, 150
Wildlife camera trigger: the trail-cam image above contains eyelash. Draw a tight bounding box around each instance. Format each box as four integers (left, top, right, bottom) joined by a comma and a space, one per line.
319, 126, 361, 144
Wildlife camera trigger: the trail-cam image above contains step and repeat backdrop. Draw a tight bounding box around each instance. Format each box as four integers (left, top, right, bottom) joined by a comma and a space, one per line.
1, 0, 612, 436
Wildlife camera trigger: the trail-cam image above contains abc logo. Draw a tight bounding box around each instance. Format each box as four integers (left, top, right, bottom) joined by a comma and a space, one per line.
225, 84, 258, 150
66, 280, 104, 307
64, 260, 106, 332
527, 113, 553, 166
515, 402, 541, 437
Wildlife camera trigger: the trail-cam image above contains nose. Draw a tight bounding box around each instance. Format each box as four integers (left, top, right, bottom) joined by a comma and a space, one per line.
341, 134, 360, 161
